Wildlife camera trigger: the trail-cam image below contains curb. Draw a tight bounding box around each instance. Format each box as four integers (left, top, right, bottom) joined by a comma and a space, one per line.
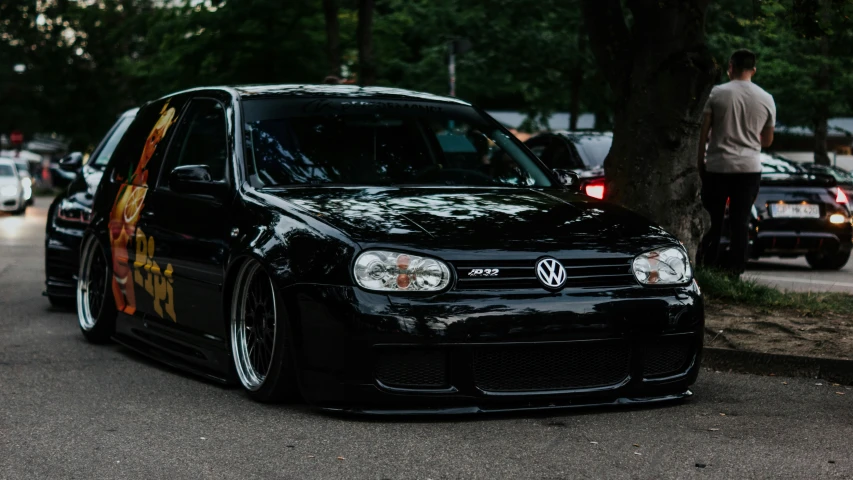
702, 347, 853, 385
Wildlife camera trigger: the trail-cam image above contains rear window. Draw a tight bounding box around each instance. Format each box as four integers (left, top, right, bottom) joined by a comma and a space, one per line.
573, 135, 612, 168
0, 164, 14, 176
760, 155, 803, 174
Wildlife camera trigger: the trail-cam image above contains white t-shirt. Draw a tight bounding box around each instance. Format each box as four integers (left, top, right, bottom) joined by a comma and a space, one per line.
703, 80, 776, 173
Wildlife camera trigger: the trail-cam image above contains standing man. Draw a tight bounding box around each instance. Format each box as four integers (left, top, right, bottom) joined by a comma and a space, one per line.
699, 49, 776, 276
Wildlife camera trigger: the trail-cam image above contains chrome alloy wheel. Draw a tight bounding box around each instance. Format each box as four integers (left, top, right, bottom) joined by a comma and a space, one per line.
231, 260, 278, 391
77, 237, 108, 331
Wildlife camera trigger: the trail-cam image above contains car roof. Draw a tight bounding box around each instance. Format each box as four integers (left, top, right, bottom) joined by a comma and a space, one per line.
0, 158, 17, 168
159, 84, 471, 106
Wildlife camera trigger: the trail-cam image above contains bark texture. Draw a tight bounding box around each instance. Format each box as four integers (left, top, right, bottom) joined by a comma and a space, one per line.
357, 0, 376, 86
322, 0, 341, 78
813, 26, 831, 166
581, 0, 718, 261
569, 28, 586, 131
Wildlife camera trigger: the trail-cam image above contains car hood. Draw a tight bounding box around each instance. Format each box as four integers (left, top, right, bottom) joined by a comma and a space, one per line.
0, 176, 19, 187
266, 187, 677, 257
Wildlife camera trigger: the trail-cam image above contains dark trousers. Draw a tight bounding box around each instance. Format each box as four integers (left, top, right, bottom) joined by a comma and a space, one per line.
700, 172, 762, 274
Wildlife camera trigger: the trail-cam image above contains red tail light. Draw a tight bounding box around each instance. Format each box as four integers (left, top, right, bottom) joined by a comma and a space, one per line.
836, 188, 849, 204
584, 181, 605, 200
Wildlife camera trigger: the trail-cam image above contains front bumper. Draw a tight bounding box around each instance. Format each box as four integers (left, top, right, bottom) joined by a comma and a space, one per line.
287, 281, 704, 413
751, 219, 853, 257
44, 223, 86, 298
0, 195, 21, 212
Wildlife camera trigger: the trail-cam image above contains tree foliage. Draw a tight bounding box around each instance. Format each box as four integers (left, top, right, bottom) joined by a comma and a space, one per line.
1, 0, 851, 157
707, 0, 853, 162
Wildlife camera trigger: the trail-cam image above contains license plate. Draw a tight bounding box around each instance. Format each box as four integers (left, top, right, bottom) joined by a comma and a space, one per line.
770, 203, 820, 218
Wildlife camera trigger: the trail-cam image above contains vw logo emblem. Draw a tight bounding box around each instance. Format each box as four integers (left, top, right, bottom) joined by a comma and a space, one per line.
535, 257, 567, 290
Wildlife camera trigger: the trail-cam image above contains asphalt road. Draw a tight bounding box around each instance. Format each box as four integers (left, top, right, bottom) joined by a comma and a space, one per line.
1, 198, 852, 479
747, 257, 853, 293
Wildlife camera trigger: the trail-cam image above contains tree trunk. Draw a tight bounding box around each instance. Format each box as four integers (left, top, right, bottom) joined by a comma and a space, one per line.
813, 113, 831, 165
581, 0, 717, 262
813, 18, 831, 166
569, 29, 586, 131
357, 0, 376, 86
322, 0, 341, 78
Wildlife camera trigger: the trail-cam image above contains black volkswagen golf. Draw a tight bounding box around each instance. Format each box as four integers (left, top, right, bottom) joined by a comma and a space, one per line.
77, 85, 702, 413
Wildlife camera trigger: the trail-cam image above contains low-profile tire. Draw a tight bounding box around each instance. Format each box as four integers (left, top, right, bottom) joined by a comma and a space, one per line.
806, 249, 851, 270
230, 259, 299, 403
48, 295, 75, 310
76, 235, 117, 343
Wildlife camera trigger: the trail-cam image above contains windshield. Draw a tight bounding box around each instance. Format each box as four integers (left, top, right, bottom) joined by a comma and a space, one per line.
0, 164, 15, 176
574, 135, 612, 168
92, 114, 135, 166
242, 98, 552, 188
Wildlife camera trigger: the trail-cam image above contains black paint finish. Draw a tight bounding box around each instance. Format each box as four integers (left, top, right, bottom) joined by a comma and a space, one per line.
81, 85, 703, 413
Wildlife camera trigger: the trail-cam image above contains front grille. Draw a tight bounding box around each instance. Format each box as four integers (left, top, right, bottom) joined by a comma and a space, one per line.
643, 343, 691, 378
452, 257, 636, 290
472, 343, 631, 392
374, 350, 448, 388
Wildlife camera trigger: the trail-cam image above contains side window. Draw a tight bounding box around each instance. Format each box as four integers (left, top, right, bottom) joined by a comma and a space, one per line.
159, 99, 228, 188
92, 114, 135, 167
108, 99, 180, 185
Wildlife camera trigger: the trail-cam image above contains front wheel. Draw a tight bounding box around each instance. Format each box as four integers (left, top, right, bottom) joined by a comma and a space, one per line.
76, 236, 117, 343
230, 259, 299, 403
806, 249, 851, 270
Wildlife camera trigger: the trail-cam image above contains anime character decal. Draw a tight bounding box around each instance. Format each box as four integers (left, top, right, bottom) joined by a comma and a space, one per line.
108, 102, 177, 320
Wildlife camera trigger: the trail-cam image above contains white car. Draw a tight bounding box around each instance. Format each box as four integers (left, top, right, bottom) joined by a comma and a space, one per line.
10, 158, 34, 206
0, 159, 26, 215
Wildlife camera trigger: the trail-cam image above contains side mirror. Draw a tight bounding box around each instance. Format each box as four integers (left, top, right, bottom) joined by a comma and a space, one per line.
553, 169, 581, 191
58, 152, 84, 172
169, 165, 228, 197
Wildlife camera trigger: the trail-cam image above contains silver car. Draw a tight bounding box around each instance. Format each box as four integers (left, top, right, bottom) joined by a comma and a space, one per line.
0, 159, 26, 215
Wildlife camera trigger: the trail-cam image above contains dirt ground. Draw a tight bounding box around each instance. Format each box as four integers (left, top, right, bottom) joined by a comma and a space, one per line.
705, 304, 853, 360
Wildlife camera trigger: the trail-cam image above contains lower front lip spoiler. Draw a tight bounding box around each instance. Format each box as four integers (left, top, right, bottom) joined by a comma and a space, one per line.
320, 389, 692, 416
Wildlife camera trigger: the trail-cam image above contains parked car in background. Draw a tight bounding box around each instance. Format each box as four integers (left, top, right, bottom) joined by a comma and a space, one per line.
800, 162, 853, 204
73, 85, 702, 413
741, 154, 853, 269
0, 159, 27, 215
524, 131, 610, 199
12, 158, 34, 206
44, 108, 138, 307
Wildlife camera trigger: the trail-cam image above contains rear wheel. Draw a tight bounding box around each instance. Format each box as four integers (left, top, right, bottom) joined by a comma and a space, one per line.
76, 236, 117, 343
230, 259, 299, 403
806, 249, 851, 270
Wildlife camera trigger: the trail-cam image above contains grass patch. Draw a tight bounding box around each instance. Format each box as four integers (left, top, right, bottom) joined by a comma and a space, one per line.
696, 268, 853, 316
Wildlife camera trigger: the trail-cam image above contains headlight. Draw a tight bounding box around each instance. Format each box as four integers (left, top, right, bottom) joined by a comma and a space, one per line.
56, 198, 93, 224
354, 250, 451, 292
0, 185, 19, 196
632, 247, 692, 285
20, 177, 31, 189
